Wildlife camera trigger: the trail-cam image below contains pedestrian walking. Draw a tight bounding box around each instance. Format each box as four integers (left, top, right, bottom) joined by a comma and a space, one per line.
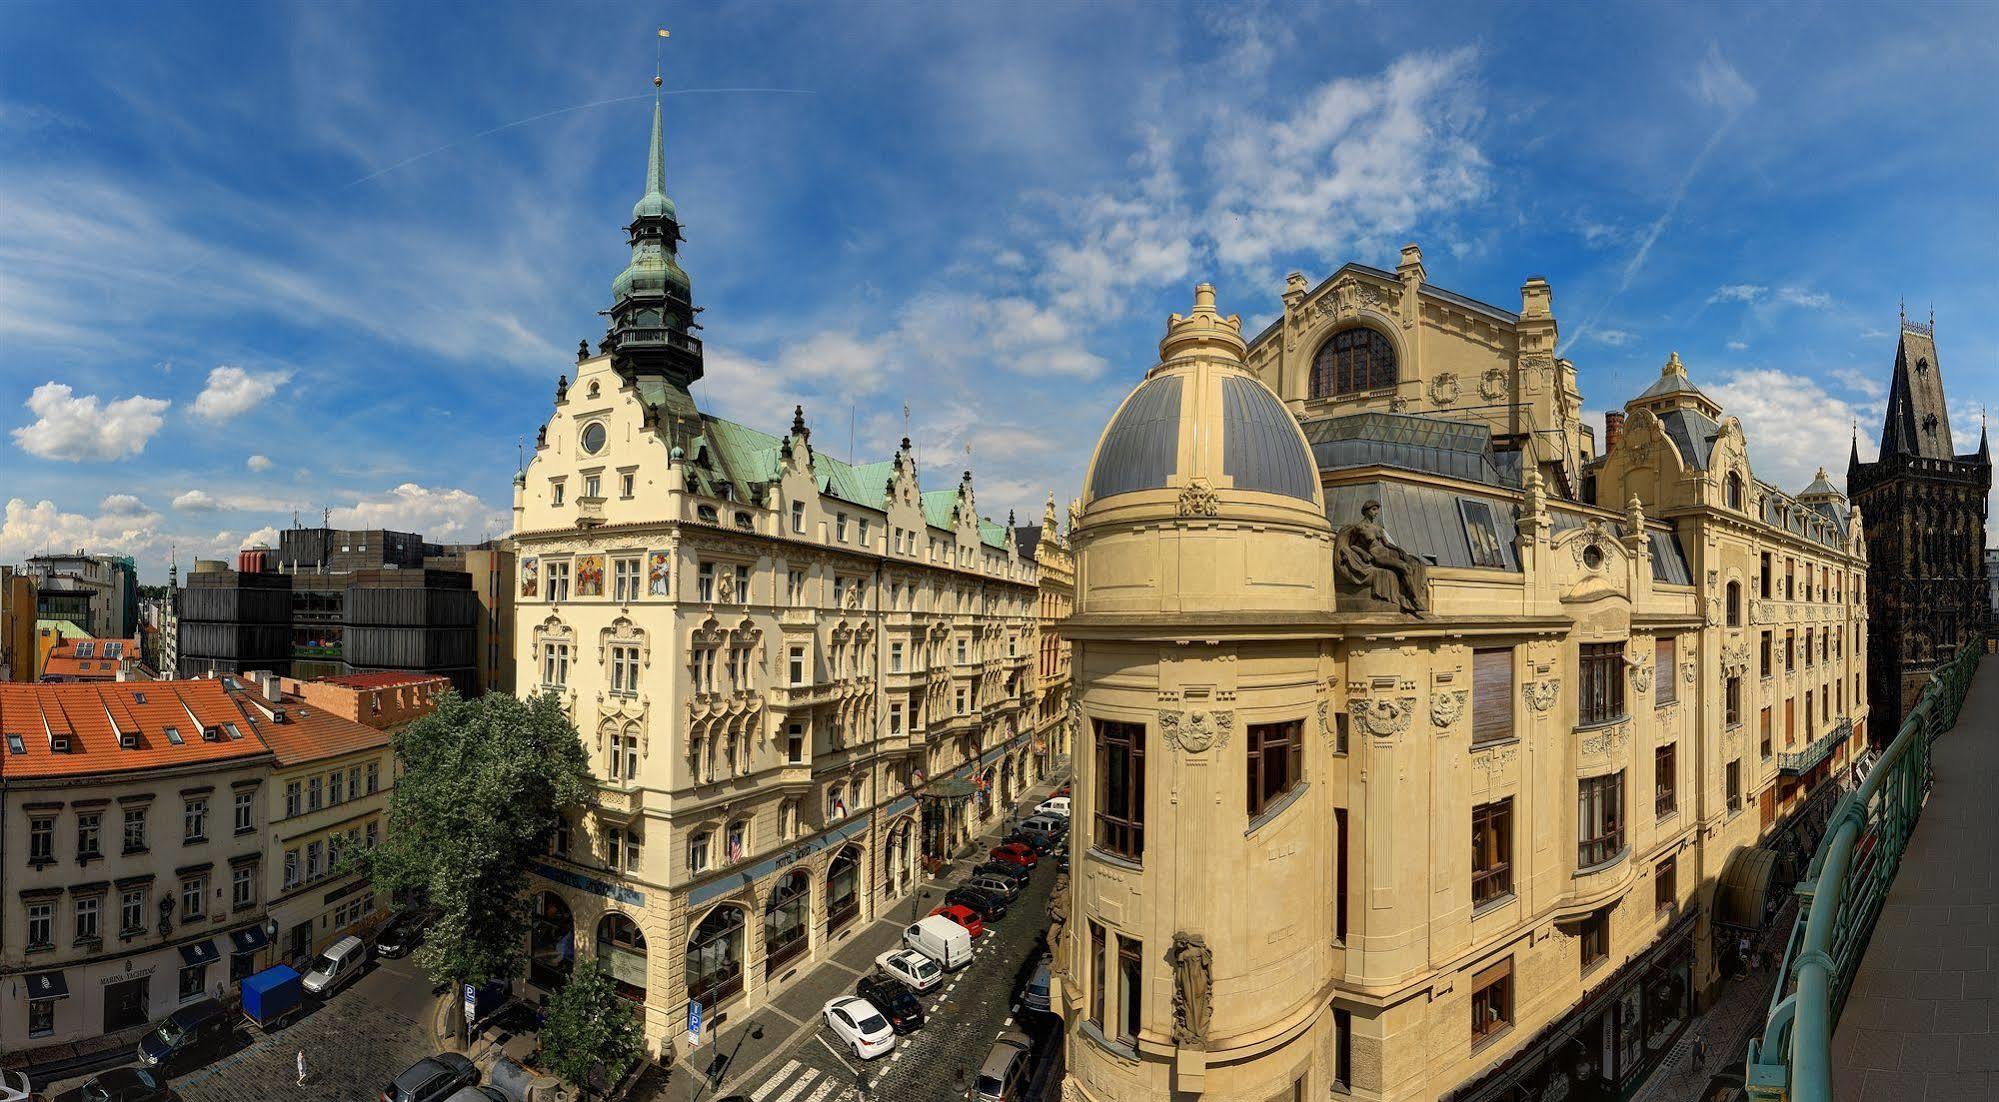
1691, 1032, 1708, 1072
297, 1049, 307, 1086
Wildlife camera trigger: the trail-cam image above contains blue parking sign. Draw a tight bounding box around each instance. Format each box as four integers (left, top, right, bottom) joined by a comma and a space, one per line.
687, 999, 703, 1047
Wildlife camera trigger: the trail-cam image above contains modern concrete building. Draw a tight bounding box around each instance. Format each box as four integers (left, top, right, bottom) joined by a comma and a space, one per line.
24, 552, 135, 640
1058, 261, 1868, 1102
508, 86, 1047, 1058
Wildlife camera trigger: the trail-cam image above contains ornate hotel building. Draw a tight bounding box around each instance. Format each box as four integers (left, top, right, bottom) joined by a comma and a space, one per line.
1019, 495, 1078, 770
1058, 254, 1868, 1102
508, 90, 1043, 1056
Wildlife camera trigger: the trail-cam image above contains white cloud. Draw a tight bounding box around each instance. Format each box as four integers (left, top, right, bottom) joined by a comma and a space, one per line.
1775, 287, 1833, 310
1578, 221, 1623, 248
1695, 43, 1758, 115
247, 454, 273, 472
1594, 329, 1636, 347
1726, 340, 1749, 352
1710, 284, 1767, 304
1831, 367, 1886, 399
172, 489, 221, 512
329, 483, 508, 543
11, 382, 170, 461
99, 493, 148, 515
1710, 368, 1872, 493
0, 497, 166, 563
191, 365, 290, 422
1859, 328, 1892, 340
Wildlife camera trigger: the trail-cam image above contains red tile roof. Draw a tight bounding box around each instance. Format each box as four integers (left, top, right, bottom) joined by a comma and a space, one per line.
225, 682, 391, 766
41, 637, 140, 680
0, 680, 270, 779
316, 671, 445, 690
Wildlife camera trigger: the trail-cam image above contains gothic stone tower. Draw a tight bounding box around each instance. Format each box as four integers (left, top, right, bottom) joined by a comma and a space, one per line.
1847, 314, 1990, 740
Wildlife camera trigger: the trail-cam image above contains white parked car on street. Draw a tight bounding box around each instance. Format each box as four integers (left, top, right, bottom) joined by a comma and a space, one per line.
1035, 796, 1071, 818
876, 947, 943, 992
823, 995, 896, 1059
1, 1069, 39, 1102
301, 934, 367, 996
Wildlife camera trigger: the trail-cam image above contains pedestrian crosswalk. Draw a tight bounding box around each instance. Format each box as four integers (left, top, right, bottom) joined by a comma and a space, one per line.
750, 1059, 863, 1102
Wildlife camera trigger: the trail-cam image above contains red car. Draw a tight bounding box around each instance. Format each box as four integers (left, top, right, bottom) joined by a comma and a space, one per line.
989, 842, 1038, 869
931, 903, 986, 938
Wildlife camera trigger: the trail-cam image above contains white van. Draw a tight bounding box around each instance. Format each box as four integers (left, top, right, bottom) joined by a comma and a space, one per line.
903, 914, 973, 971
1035, 796, 1071, 819
1019, 814, 1067, 838
301, 935, 367, 996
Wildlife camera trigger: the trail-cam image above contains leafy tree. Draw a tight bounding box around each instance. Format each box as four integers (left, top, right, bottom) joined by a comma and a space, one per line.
358, 689, 592, 1033
539, 957, 646, 1092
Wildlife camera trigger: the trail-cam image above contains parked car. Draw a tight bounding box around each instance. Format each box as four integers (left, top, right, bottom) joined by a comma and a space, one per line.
1019, 813, 1068, 838
1003, 828, 1058, 855
966, 872, 1022, 901
855, 974, 926, 1034
303, 934, 369, 996
876, 947, 943, 992
1035, 796, 1071, 818
381, 1053, 480, 1102
375, 908, 431, 958
903, 914, 973, 970
822, 995, 895, 1059
944, 885, 1008, 921
972, 861, 1031, 889
930, 903, 986, 938
1020, 957, 1052, 1015
1, 1070, 46, 1102
974, 1030, 1035, 1101
137, 996, 235, 1072
79, 1069, 169, 1102
440, 1089, 510, 1102
1055, 782, 1071, 798
988, 842, 1038, 868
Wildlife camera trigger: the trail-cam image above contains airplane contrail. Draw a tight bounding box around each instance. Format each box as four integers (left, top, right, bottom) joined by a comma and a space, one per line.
344, 87, 817, 188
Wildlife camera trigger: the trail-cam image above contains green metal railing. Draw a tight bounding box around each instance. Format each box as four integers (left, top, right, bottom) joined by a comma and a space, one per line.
1745, 641, 1980, 1101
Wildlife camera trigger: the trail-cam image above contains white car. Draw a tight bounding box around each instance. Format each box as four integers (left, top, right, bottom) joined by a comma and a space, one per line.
1, 1070, 37, 1102
876, 947, 943, 992
1035, 796, 1071, 818
823, 995, 896, 1059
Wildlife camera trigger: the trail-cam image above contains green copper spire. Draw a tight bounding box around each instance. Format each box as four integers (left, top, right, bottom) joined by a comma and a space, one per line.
632, 92, 677, 221
604, 55, 702, 387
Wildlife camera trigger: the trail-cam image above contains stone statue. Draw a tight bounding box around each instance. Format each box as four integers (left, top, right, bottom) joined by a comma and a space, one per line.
1170, 931, 1213, 1048
1045, 871, 1070, 975
1336, 499, 1430, 613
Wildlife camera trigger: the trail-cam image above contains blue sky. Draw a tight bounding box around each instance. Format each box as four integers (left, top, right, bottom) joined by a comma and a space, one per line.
3, 1, 1996, 583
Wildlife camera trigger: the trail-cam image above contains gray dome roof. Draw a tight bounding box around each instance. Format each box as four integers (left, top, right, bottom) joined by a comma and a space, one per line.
1086, 373, 1318, 504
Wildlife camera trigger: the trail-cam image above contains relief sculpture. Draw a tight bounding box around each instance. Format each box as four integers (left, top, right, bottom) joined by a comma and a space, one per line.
1336, 500, 1431, 614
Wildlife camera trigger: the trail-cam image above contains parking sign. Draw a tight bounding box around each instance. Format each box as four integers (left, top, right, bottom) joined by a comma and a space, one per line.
687, 999, 703, 1048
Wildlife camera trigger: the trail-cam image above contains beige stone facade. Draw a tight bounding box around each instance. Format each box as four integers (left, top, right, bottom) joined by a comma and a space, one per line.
1059, 256, 1868, 1102
1022, 495, 1077, 769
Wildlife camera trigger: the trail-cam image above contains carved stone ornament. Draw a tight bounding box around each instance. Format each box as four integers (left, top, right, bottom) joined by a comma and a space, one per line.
1389, 395, 1413, 414
1579, 721, 1629, 758
1522, 678, 1560, 712
1479, 367, 1508, 401
1336, 499, 1431, 614
1721, 644, 1751, 676
1160, 709, 1232, 753
1170, 931, 1214, 1049
1317, 698, 1339, 746
1631, 662, 1654, 694
1431, 689, 1468, 729
1683, 661, 1697, 684
1472, 743, 1517, 779
1351, 696, 1417, 738
1060, 1079, 1084, 1102
1428, 372, 1461, 407
1178, 479, 1220, 518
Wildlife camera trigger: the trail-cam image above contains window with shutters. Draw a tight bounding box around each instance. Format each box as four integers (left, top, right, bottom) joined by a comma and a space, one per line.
1472, 647, 1515, 746
1578, 643, 1626, 726
1472, 799, 1512, 907
1654, 637, 1676, 706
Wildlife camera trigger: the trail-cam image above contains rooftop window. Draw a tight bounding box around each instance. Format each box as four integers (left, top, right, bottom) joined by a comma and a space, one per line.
164, 726, 184, 746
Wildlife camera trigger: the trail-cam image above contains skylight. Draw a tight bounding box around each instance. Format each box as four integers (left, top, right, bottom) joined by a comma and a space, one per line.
164, 726, 184, 745
5, 733, 23, 755
223, 723, 242, 740
104, 642, 122, 658
134, 691, 147, 704
75, 642, 94, 658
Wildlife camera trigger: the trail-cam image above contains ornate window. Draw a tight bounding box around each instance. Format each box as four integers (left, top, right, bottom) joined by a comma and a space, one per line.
1310, 327, 1397, 398
1725, 472, 1744, 510
1093, 719, 1146, 860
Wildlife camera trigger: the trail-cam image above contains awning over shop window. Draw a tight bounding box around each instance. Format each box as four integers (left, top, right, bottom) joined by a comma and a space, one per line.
1716, 846, 1780, 929
25, 970, 68, 1001
229, 925, 270, 954
179, 939, 221, 967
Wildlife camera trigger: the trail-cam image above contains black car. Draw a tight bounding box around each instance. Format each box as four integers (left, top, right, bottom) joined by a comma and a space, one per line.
972, 860, 1032, 888
81, 1068, 170, 1102
136, 996, 235, 1072
1003, 828, 1058, 855
944, 885, 1008, 921
856, 975, 926, 1034
381, 1053, 479, 1102
374, 908, 430, 958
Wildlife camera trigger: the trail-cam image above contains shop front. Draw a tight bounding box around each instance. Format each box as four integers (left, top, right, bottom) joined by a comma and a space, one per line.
1454, 913, 1696, 1102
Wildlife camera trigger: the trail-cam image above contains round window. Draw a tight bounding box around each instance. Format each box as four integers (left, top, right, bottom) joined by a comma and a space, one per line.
1582, 544, 1605, 570
580, 422, 607, 455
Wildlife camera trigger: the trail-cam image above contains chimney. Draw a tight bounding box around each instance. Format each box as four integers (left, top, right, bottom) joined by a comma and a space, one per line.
263, 678, 282, 704
1604, 411, 1626, 454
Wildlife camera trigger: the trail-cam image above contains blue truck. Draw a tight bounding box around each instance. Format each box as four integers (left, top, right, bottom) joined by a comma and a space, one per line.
240, 965, 303, 1031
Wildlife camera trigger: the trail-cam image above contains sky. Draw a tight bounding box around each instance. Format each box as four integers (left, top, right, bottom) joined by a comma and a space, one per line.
3, 1, 1997, 584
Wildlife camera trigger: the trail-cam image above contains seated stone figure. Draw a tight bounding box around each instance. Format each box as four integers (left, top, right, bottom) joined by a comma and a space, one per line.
1336, 499, 1430, 613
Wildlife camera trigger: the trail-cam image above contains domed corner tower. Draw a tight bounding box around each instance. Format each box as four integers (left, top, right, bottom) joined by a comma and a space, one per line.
1062, 284, 1342, 1102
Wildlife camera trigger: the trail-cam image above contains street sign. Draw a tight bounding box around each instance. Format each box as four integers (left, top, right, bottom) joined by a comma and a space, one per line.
687, 999, 704, 1048
461, 983, 477, 1036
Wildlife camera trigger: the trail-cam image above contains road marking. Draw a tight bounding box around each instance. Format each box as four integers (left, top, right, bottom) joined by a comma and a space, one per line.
750, 1059, 802, 1102
772, 1066, 821, 1102
802, 1079, 839, 1102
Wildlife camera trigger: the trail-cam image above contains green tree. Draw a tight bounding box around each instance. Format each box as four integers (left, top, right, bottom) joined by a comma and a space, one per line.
359, 689, 592, 1034
539, 957, 645, 1092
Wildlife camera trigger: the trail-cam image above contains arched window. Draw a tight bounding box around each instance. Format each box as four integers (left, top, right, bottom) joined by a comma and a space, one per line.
1311, 327, 1398, 399
1725, 472, 1744, 510
529, 891, 575, 989
596, 912, 649, 1003
826, 846, 862, 932
683, 906, 743, 1007
1726, 581, 1742, 627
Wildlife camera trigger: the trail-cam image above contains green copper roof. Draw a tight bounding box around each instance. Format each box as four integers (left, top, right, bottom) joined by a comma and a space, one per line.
978, 519, 1007, 548
633, 95, 678, 222
920, 489, 959, 531
37, 618, 89, 640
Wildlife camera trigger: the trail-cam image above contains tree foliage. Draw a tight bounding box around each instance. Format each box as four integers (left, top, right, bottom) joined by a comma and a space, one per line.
361, 690, 592, 988
539, 957, 646, 1090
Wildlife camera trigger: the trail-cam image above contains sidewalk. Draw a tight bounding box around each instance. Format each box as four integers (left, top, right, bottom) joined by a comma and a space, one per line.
1628, 899, 1794, 1102
655, 772, 1068, 1101
2, 1023, 154, 1090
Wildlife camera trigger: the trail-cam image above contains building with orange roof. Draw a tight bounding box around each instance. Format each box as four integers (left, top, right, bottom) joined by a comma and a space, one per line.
39, 636, 144, 683
0, 680, 272, 1051
295, 670, 449, 730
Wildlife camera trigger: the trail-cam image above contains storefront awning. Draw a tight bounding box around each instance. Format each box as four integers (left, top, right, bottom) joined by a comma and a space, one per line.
1716, 846, 1780, 930
229, 925, 270, 954
179, 939, 221, 967
25, 970, 68, 1001
919, 777, 975, 800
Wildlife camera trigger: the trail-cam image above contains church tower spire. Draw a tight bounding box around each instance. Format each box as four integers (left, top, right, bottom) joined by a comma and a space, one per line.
604, 29, 703, 387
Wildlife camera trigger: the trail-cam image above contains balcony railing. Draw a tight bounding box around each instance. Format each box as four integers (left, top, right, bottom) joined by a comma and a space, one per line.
1746, 641, 1979, 1102
608, 326, 704, 357
1777, 718, 1853, 776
